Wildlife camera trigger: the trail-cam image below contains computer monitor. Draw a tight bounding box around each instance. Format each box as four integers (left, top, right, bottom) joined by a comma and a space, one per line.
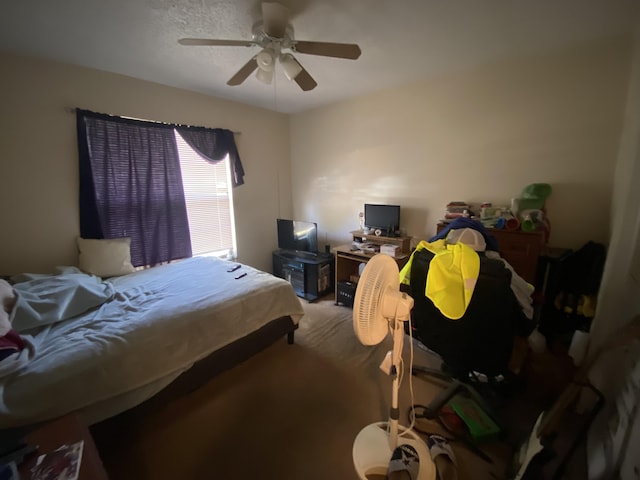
364, 204, 400, 236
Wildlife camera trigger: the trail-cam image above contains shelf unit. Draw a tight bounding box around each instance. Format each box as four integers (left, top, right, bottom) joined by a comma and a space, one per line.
350, 230, 411, 253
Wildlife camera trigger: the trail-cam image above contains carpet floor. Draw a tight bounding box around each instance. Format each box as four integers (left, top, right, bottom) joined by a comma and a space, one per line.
91, 296, 566, 480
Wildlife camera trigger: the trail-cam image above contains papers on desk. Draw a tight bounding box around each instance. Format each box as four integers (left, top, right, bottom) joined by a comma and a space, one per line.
352, 242, 378, 253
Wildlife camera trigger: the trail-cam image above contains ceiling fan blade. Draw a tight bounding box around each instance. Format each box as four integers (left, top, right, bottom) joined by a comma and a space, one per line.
227, 57, 259, 86
178, 38, 254, 47
262, 2, 290, 38
291, 58, 317, 91
294, 41, 362, 60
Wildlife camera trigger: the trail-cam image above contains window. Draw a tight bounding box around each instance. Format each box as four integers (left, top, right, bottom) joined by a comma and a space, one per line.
78, 109, 244, 266
175, 130, 237, 258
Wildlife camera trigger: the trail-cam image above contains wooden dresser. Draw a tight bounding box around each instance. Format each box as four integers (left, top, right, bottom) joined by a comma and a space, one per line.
437, 223, 546, 284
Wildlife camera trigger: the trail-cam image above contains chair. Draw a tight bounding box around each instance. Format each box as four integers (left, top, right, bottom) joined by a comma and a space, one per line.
408, 247, 534, 379
406, 246, 536, 420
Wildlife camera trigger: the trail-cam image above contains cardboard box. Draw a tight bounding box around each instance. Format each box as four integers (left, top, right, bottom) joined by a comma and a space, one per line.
380, 244, 400, 257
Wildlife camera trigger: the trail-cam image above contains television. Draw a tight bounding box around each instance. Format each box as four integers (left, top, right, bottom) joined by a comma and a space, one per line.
364, 204, 400, 236
277, 218, 319, 254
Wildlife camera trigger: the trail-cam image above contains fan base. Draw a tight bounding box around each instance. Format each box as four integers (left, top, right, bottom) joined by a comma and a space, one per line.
352, 422, 436, 480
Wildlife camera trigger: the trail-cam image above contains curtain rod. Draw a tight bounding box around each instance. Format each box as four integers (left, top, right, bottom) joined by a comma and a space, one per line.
64, 107, 241, 135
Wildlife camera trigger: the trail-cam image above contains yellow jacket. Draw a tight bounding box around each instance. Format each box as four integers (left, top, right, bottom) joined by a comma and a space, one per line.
399, 239, 480, 320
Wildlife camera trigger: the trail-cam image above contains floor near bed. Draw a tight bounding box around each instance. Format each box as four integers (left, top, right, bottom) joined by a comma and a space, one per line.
90, 297, 584, 480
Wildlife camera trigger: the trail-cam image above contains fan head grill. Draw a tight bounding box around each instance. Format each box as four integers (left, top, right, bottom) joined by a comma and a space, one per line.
353, 254, 400, 346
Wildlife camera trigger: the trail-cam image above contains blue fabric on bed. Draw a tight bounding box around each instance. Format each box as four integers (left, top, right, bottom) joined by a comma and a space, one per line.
9, 267, 114, 332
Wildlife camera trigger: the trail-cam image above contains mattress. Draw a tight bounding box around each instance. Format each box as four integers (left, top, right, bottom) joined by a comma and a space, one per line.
0, 257, 304, 428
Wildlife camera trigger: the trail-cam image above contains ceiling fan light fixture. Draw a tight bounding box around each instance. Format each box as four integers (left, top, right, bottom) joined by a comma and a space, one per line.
280, 54, 302, 81
256, 48, 275, 72
255, 66, 274, 84
179, 2, 361, 92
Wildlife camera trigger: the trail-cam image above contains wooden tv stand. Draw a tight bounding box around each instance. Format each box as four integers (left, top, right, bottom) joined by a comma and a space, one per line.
272, 250, 334, 302
334, 231, 412, 305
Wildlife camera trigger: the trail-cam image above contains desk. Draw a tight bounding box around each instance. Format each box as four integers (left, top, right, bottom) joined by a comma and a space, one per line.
333, 245, 410, 305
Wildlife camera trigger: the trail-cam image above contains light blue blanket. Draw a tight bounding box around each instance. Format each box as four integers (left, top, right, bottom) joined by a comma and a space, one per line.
0, 257, 305, 428
10, 267, 115, 332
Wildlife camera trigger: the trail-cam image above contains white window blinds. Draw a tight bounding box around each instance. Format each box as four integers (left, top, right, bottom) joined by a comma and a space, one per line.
174, 130, 237, 257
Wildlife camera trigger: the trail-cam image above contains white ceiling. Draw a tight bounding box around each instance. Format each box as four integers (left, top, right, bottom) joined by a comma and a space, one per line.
1, 0, 638, 114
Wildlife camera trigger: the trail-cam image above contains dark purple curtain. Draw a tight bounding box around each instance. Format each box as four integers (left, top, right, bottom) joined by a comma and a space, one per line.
175, 126, 245, 187
77, 109, 192, 267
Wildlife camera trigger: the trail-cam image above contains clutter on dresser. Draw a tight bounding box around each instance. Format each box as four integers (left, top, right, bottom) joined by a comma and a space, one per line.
439, 183, 552, 238
443, 201, 472, 221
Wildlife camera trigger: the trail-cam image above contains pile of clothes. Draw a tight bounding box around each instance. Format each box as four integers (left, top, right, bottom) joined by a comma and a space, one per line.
0, 280, 25, 361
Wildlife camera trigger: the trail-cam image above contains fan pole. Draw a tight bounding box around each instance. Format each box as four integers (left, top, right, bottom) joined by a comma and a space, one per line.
352, 257, 434, 479
389, 317, 406, 450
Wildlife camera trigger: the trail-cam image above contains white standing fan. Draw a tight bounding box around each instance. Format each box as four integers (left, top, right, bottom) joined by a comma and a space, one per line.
352, 254, 436, 480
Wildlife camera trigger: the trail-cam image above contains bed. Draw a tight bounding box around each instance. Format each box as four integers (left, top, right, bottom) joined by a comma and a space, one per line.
0, 256, 305, 429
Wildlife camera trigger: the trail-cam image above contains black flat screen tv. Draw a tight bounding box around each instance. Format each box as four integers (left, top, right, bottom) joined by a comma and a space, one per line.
277, 219, 319, 254
364, 204, 400, 236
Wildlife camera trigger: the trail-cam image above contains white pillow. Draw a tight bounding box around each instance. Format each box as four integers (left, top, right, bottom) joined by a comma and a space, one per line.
77, 237, 136, 277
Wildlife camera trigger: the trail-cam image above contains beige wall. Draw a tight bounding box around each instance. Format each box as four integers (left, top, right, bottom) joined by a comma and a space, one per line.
290, 36, 631, 250
0, 51, 292, 274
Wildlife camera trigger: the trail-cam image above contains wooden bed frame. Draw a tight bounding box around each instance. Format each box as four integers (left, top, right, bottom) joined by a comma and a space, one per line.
88, 315, 298, 435
149, 315, 297, 400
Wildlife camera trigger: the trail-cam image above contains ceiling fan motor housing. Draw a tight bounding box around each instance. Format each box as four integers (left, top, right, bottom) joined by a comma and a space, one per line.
252, 23, 295, 50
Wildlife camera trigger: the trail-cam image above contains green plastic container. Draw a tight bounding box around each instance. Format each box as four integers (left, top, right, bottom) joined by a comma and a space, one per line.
448, 396, 501, 441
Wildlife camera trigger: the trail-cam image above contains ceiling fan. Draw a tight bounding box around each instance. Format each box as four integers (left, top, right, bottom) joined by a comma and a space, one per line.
178, 2, 361, 91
